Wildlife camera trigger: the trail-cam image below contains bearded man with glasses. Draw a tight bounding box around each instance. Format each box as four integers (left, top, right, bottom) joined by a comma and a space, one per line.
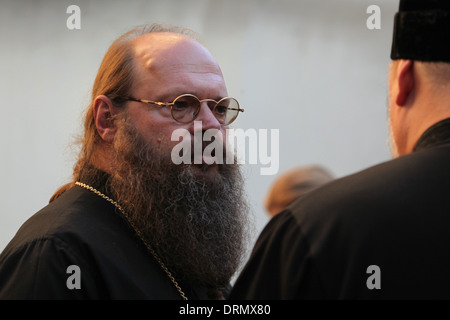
0, 24, 249, 300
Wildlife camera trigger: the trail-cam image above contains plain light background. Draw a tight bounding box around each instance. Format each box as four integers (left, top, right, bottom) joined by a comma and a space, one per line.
0, 0, 397, 258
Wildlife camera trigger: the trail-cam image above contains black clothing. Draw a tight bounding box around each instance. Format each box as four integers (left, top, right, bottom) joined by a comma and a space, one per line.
230, 118, 450, 299
0, 181, 209, 299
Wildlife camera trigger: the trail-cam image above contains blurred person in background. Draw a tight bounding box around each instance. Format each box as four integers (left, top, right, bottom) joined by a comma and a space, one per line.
264, 165, 334, 217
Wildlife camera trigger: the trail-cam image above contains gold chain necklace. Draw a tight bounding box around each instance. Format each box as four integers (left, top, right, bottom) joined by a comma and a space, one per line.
75, 181, 188, 300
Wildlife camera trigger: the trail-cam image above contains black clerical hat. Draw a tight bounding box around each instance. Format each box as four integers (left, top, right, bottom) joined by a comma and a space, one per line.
391, 0, 450, 62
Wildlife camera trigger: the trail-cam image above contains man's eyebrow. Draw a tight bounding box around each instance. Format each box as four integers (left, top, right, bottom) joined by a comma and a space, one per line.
197, 94, 227, 102
151, 91, 227, 102
155, 93, 175, 102
147, 92, 178, 102
154, 90, 191, 102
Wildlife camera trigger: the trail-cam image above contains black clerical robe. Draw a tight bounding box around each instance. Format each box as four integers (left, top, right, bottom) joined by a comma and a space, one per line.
229, 118, 450, 299
0, 182, 209, 299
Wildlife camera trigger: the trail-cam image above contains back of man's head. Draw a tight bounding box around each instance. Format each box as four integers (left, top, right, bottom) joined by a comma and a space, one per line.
388, 0, 450, 157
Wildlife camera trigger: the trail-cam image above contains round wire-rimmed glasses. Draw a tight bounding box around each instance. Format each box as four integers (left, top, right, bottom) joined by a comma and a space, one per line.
116, 94, 244, 125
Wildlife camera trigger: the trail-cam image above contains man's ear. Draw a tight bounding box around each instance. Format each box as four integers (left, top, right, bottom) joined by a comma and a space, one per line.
395, 60, 415, 106
93, 95, 119, 143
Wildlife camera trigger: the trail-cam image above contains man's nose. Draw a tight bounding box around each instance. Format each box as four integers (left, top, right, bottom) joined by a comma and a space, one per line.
193, 101, 222, 131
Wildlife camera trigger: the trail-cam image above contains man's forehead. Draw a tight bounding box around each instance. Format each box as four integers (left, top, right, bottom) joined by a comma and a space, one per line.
132, 32, 221, 74
130, 32, 225, 97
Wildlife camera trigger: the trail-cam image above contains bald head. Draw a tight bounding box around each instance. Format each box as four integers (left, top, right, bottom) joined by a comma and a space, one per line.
129, 33, 225, 99
132, 32, 220, 70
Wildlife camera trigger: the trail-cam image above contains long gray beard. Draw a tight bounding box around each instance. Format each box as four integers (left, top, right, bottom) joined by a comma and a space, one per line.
108, 117, 250, 296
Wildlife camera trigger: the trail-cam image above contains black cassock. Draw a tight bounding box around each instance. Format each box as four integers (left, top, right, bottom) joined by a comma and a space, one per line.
230, 118, 450, 299
0, 178, 211, 299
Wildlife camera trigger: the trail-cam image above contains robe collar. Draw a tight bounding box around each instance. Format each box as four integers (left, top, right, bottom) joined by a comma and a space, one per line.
414, 118, 450, 152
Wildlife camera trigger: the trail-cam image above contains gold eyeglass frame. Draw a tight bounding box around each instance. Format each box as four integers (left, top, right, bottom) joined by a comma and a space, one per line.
117, 93, 244, 125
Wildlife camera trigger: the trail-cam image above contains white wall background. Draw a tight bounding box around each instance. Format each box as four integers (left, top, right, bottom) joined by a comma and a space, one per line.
0, 0, 397, 255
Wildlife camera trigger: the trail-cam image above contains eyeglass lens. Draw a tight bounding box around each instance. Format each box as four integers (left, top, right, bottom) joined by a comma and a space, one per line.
172, 95, 240, 124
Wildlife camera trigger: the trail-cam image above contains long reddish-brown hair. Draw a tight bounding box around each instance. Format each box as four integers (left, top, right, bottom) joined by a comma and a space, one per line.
50, 24, 197, 202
